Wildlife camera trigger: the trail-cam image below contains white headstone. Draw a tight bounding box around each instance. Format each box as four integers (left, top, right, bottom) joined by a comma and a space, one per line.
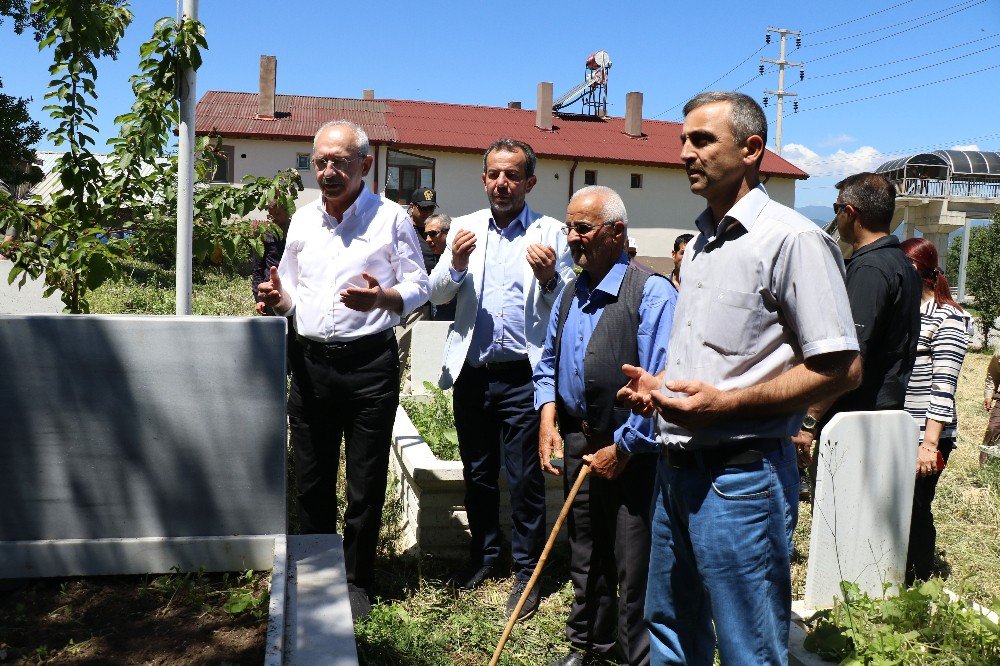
804, 410, 919, 608
408, 320, 451, 393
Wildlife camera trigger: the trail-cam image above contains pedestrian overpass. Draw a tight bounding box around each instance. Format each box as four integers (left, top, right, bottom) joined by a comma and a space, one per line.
876, 150, 1000, 301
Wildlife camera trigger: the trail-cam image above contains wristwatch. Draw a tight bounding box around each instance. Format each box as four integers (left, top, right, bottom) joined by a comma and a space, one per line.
540, 275, 558, 293
801, 415, 818, 434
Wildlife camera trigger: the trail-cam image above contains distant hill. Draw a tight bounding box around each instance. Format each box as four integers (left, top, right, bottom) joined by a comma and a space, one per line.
796, 205, 831, 226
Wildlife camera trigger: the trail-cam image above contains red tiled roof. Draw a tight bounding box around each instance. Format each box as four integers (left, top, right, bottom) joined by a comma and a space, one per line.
195, 91, 808, 179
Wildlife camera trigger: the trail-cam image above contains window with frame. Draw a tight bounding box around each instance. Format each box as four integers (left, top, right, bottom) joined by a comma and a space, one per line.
296, 153, 311, 170
584, 169, 597, 186
630, 173, 643, 189
211, 145, 235, 183
384, 149, 435, 204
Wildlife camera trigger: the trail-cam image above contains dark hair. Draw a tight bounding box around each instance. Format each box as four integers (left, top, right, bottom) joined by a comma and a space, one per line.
673, 233, 694, 252
900, 237, 962, 310
483, 138, 537, 178
834, 172, 896, 231
683, 91, 768, 152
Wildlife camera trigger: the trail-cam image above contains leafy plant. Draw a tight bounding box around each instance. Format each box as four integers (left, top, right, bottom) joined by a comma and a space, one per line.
0, 2, 302, 312
947, 213, 1000, 343
401, 382, 460, 461
222, 569, 269, 620
804, 579, 1000, 664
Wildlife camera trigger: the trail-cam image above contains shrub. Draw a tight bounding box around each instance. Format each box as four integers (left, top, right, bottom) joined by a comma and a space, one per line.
401, 382, 460, 461
805, 579, 1000, 664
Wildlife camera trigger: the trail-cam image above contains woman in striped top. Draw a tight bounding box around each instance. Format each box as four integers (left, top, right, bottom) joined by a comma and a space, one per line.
900, 237, 972, 584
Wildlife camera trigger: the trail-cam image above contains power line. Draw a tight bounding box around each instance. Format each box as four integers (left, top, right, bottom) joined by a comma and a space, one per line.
786, 63, 1000, 116
798, 44, 1000, 99
799, 33, 1000, 80
802, 0, 987, 64
801, 0, 984, 49
802, 0, 916, 35
652, 45, 767, 118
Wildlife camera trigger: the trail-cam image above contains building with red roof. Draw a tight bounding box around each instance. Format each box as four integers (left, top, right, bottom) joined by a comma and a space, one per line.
195, 58, 808, 259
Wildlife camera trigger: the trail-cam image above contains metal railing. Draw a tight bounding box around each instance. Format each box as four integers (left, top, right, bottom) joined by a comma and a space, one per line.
895, 178, 1000, 199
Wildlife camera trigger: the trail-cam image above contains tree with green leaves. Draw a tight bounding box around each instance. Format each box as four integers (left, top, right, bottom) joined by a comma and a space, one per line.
965, 213, 1000, 343
0, 1, 301, 312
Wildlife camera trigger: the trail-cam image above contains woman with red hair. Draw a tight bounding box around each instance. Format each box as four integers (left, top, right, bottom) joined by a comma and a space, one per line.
900, 237, 972, 584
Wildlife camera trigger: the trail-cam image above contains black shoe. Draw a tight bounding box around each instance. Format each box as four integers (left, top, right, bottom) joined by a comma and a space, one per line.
505, 578, 540, 620
548, 650, 588, 666
446, 561, 496, 590
347, 583, 372, 621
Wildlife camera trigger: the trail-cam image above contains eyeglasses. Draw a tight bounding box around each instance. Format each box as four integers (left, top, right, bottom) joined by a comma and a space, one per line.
423, 230, 444, 238
832, 202, 850, 215
560, 222, 615, 235
313, 156, 359, 172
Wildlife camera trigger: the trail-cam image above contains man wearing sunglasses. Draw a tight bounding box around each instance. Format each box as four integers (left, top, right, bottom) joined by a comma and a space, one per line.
794, 172, 921, 473
423, 214, 456, 321
534, 185, 675, 666
257, 120, 429, 621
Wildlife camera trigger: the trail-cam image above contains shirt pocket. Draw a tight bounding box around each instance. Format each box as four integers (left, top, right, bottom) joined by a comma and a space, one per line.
702, 287, 764, 357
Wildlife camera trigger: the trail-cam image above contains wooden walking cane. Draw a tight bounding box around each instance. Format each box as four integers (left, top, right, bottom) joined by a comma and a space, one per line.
489, 463, 591, 666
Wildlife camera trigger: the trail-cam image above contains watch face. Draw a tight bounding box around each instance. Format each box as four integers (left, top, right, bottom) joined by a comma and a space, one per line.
802, 416, 818, 430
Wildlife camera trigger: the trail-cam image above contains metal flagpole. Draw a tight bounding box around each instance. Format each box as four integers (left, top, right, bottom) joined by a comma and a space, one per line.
175, 0, 198, 314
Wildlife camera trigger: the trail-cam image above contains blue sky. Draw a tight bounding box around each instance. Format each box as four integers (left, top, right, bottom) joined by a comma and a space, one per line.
2, 0, 998, 207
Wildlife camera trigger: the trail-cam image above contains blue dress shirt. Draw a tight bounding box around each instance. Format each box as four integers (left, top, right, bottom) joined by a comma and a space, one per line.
533, 253, 676, 454
450, 206, 530, 365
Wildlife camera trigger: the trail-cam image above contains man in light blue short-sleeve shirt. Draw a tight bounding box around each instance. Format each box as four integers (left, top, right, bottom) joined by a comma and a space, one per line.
616, 92, 861, 666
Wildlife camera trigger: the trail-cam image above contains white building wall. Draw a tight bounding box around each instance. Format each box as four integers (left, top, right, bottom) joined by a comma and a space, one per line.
223, 138, 800, 257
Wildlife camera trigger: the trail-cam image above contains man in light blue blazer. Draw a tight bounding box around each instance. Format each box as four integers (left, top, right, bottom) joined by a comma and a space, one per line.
429, 138, 575, 619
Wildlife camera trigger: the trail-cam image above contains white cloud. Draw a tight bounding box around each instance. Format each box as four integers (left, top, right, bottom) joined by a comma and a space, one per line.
818, 134, 856, 148
951, 144, 979, 151
782, 143, 888, 178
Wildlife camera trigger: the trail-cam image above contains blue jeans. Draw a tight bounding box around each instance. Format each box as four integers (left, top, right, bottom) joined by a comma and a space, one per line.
645, 440, 799, 665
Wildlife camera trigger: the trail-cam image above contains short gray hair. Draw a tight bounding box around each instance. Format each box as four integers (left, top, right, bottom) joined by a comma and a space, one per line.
571, 185, 628, 227
683, 91, 768, 150
835, 172, 896, 231
313, 119, 370, 158
483, 138, 537, 178
425, 213, 451, 231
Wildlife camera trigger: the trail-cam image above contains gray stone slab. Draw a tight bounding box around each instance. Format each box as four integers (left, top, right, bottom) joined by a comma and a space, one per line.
284, 534, 358, 665
0, 259, 65, 314
408, 321, 451, 392
265, 535, 288, 666
805, 411, 919, 608
0, 314, 287, 575
0, 536, 276, 578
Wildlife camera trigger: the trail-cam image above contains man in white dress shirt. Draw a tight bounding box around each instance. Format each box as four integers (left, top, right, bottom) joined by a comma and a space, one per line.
258, 120, 429, 620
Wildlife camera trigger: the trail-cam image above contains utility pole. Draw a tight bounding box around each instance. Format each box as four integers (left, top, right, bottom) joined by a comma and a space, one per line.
761, 27, 802, 156
176, 0, 198, 315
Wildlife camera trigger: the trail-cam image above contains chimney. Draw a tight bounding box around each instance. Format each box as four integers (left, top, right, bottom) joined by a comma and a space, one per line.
536, 82, 553, 131
362, 89, 375, 100
258, 55, 276, 118
625, 91, 643, 137
508, 101, 522, 109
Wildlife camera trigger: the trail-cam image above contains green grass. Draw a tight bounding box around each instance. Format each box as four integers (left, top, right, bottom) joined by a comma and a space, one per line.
89, 258, 256, 316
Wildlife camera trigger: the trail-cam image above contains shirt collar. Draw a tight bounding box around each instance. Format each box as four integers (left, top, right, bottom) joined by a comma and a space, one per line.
491, 203, 530, 233
579, 252, 630, 299
316, 184, 374, 225
694, 184, 769, 241
846, 233, 898, 262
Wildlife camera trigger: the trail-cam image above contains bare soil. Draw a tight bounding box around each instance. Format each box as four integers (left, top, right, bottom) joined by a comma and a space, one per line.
0, 573, 268, 665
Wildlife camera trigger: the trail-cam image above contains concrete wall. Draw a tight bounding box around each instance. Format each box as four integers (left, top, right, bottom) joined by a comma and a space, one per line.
0, 315, 288, 576
221, 138, 800, 257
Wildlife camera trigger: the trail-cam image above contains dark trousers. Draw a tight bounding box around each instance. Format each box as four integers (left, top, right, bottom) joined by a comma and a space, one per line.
287, 333, 400, 591
905, 439, 954, 585
563, 430, 655, 665
453, 361, 545, 580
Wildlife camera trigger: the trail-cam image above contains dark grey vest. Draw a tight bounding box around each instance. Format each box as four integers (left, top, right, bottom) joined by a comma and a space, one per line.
554, 262, 658, 437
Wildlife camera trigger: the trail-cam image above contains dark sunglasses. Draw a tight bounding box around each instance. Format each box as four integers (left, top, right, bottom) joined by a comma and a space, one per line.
423, 230, 444, 238
832, 202, 851, 215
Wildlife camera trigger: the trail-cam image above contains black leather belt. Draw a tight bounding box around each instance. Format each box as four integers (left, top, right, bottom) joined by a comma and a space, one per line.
665, 438, 784, 469
296, 329, 394, 360
559, 414, 602, 440
473, 359, 532, 374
